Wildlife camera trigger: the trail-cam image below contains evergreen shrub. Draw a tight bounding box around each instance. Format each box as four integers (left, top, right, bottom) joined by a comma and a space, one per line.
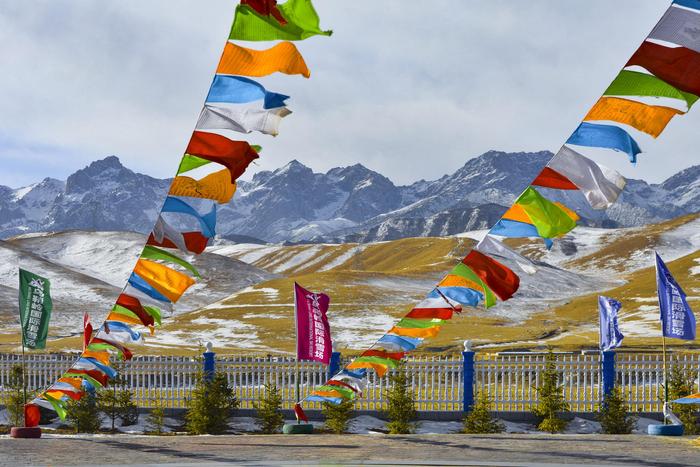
463, 390, 504, 434
323, 399, 354, 434
384, 368, 417, 434
597, 387, 636, 434
532, 350, 569, 433
254, 382, 284, 434
185, 372, 238, 435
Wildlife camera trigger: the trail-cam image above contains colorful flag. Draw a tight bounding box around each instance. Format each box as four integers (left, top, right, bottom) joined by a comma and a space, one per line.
584, 96, 682, 138
655, 252, 696, 340
18, 269, 53, 350
217, 41, 310, 78
294, 282, 332, 364
83, 312, 92, 352
196, 102, 291, 136
536, 145, 626, 210
566, 122, 642, 163
229, 0, 332, 41
598, 296, 624, 351
206, 75, 289, 109
604, 70, 698, 110
627, 41, 700, 97
650, 5, 700, 53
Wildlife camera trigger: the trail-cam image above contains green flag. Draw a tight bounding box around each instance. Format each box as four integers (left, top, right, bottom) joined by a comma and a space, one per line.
19, 269, 53, 349
229, 0, 332, 41
516, 187, 577, 239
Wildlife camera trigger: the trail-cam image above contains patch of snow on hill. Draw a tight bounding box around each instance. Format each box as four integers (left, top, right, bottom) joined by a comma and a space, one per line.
319, 245, 367, 271
691, 258, 700, 276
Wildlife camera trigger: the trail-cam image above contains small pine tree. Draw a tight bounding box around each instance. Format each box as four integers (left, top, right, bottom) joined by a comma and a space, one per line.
97, 389, 120, 432
146, 398, 166, 435
463, 390, 504, 434
667, 366, 699, 435
4, 364, 27, 427
66, 393, 102, 433
97, 364, 137, 430
385, 367, 417, 434
532, 351, 569, 433
597, 387, 636, 434
323, 399, 354, 434
185, 372, 238, 435
254, 383, 284, 434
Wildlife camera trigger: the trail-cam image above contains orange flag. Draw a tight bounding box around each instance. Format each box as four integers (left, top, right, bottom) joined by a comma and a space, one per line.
169, 169, 237, 204
217, 41, 310, 78
584, 97, 682, 138
133, 259, 195, 303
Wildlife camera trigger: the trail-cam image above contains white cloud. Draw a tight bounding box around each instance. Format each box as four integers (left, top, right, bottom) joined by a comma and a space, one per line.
0, 0, 695, 188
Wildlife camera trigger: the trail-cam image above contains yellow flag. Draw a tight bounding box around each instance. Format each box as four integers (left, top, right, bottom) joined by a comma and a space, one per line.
169, 169, 237, 204
133, 259, 195, 303
584, 97, 682, 138
217, 41, 310, 78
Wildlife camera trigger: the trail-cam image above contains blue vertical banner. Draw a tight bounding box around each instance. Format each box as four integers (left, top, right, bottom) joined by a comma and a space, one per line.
655, 252, 696, 340
598, 296, 624, 351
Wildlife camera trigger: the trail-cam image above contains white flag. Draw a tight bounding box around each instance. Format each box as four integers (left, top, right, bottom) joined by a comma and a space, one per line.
196, 102, 291, 136
476, 235, 537, 274
549, 145, 626, 210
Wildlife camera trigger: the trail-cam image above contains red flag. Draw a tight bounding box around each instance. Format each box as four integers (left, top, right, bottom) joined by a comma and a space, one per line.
185, 131, 260, 183
462, 250, 520, 301
83, 312, 93, 351
294, 282, 331, 365
241, 0, 288, 25
293, 403, 308, 423
627, 41, 700, 97
532, 167, 578, 190
24, 404, 40, 427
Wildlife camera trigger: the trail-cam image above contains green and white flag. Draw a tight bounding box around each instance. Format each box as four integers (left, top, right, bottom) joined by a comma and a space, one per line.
19, 269, 52, 349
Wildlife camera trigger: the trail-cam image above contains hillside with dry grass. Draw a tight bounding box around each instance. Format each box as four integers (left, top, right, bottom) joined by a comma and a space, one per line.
0, 214, 697, 355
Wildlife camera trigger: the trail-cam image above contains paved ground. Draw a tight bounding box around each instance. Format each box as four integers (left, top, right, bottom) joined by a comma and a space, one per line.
0, 433, 698, 466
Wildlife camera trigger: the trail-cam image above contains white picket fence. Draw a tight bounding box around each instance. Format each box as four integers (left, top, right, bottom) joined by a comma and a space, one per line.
0, 352, 698, 412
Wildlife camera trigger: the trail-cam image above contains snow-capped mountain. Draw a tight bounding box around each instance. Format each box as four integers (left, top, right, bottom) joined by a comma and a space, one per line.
0, 152, 698, 242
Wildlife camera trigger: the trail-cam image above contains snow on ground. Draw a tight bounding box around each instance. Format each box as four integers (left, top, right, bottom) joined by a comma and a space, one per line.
319, 245, 367, 271
565, 417, 601, 434
11, 231, 142, 286
348, 415, 387, 434
143, 318, 268, 351
691, 258, 700, 276
263, 245, 325, 273
330, 313, 398, 350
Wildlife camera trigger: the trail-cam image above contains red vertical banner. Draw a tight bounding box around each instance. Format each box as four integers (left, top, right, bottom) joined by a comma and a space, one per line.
294, 282, 331, 365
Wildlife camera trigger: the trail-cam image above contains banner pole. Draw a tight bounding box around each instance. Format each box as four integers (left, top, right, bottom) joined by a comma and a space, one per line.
655, 253, 669, 423
293, 283, 301, 424
18, 270, 27, 428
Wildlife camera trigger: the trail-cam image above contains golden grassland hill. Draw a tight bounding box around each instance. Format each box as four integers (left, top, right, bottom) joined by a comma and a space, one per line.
0, 214, 697, 355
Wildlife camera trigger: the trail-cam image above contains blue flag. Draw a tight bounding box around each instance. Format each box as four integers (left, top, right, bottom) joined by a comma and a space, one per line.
599, 296, 624, 351
656, 252, 696, 340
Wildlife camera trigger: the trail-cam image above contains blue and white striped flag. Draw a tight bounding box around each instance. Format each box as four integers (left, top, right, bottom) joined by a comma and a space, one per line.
599, 296, 624, 351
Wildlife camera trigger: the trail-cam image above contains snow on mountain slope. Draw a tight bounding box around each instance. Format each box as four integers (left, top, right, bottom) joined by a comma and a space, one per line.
0, 231, 276, 344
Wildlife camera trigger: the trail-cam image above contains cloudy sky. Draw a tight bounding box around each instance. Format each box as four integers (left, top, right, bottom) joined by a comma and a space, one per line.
0, 1, 697, 188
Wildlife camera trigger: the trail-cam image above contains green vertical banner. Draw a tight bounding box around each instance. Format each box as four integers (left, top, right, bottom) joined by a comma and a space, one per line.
19, 269, 53, 349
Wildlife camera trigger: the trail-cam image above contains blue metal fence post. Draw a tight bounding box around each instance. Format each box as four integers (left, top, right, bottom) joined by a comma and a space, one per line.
328, 350, 341, 381
602, 350, 616, 399
203, 342, 216, 382
462, 340, 475, 413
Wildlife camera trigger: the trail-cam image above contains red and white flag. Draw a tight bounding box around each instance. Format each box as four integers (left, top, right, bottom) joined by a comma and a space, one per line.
294, 282, 331, 365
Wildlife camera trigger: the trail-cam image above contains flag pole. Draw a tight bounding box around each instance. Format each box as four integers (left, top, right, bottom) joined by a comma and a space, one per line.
293, 283, 301, 424
18, 274, 28, 428
654, 253, 669, 423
